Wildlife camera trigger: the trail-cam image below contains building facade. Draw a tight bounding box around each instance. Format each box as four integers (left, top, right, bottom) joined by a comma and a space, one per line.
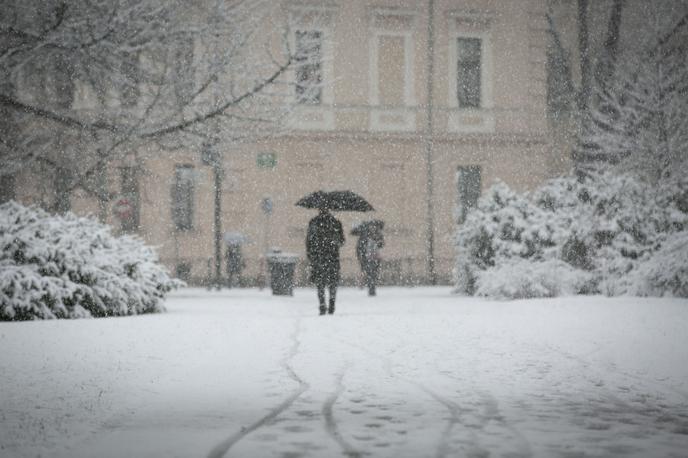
9, 0, 569, 285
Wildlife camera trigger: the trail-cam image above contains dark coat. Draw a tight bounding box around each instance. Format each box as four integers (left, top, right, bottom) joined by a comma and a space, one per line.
225, 245, 244, 274
356, 231, 384, 273
306, 212, 344, 285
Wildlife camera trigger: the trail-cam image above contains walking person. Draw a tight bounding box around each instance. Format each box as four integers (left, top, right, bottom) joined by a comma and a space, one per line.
225, 243, 244, 288
297, 190, 375, 314
306, 207, 345, 315
354, 220, 384, 296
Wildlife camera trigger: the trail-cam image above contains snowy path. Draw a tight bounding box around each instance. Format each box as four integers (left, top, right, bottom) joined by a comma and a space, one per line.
1, 288, 687, 457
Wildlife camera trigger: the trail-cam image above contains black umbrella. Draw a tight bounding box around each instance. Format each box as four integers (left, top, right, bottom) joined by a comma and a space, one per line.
351, 219, 384, 236
296, 190, 374, 212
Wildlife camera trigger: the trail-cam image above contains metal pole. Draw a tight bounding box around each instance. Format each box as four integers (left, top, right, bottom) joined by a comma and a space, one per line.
213, 162, 223, 289
263, 212, 269, 289
424, 0, 437, 285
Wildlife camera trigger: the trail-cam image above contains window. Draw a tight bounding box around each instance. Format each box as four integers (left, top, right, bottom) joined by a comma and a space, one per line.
295, 30, 323, 104
172, 165, 194, 231
175, 262, 192, 282
369, 11, 416, 131
119, 167, 140, 232
377, 35, 406, 106
53, 168, 72, 213
456, 165, 481, 224
456, 38, 482, 108
0, 175, 16, 203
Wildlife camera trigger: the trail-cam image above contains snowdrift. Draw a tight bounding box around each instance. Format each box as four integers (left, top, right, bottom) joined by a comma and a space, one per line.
0, 201, 183, 320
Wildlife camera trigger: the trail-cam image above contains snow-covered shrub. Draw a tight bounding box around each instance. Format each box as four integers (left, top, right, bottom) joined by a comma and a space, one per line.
625, 231, 688, 298
455, 172, 688, 299
474, 258, 594, 300
455, 182, 559, 295
0, 201, 183, 320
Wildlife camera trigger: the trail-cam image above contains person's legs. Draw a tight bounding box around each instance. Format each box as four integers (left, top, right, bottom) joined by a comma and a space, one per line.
358, 262, 366, 289
369, 263, 379, 296
328, 282, 337, 314
363, 264, 375, 296
317, 283, 326, 315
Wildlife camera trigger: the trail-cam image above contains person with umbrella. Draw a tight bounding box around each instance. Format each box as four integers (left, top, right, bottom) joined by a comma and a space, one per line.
297, 190, 374, 315
353, 220, 385, 296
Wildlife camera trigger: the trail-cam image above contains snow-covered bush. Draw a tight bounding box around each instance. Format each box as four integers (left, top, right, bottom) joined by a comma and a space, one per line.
455, 183, 556, 295
625, 231, 688, 298
455, 172, 688, 299
474, 258, 594, 300
0, 201, 183, 320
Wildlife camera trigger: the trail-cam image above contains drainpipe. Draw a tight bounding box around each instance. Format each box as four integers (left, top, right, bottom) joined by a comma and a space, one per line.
424, 0, 437, 285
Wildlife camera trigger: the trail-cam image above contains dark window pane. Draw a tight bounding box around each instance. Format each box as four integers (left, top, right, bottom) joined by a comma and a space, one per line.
175, 262, 192, 282
172, 165, 194, 231
119, 167, 140, 232
295, 30, 323, 104
457, 165, 482, 224
457, 38, 481, 108
0, 175, 16, 203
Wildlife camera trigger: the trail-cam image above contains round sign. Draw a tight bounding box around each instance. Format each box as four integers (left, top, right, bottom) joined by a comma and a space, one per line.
114, 198, 133, 220
261, 197, 273, 215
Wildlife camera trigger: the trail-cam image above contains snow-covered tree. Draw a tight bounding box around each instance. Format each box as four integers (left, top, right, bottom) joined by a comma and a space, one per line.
455, 183, 555, 295
579, 3, 688, 182
0, 0, 299, 214
0, 201, 183, 320
455, 172, 688, 299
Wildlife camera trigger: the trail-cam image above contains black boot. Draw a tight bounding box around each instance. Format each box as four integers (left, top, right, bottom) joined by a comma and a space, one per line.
319, 305, 327, 315
328, 299, 335, 315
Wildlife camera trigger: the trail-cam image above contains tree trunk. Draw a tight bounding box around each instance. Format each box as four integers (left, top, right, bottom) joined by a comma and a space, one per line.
577, 0, 591, 114
597, 0, 625, 84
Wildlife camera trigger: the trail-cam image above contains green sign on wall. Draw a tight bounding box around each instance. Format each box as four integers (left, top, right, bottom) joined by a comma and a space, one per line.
256, 152, 277, 169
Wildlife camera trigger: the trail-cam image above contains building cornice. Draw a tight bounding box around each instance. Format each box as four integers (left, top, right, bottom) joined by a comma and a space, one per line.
266, 130, 549, 147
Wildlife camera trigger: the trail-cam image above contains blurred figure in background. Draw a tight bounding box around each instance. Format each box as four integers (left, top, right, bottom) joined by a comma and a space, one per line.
353, 220, 384, 296
225, 243, 244, 288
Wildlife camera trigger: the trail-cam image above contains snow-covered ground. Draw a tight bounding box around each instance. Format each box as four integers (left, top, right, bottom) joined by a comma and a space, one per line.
1, 287, 687, 458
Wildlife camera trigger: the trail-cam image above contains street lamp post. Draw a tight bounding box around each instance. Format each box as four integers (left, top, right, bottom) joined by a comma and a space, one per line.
202, 141, 223, 290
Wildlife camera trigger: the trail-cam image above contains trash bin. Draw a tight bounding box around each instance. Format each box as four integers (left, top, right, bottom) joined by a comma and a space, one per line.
267, 250, 299, 296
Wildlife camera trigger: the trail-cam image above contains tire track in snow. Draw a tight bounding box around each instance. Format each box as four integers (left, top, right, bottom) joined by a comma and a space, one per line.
415, 385, 465, 458
207, 318, 309, 458
322, 364, 362, 457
